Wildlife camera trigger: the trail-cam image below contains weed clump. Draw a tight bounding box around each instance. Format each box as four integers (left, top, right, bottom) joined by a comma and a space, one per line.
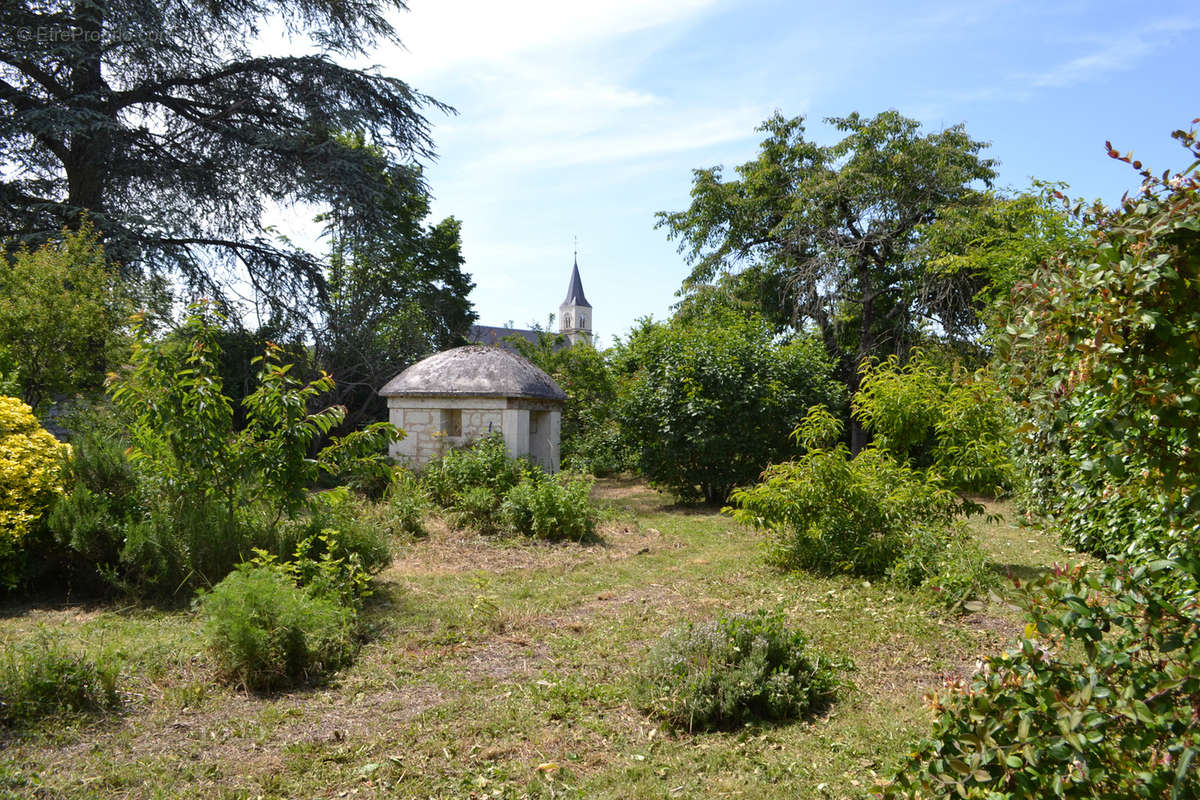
0, 633, 120, 727
424, 434, 599, 541
499, 470, 598, 542
636, 609, 844, 732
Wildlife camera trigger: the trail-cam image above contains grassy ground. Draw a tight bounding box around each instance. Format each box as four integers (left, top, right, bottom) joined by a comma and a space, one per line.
0, 481, 1087, 799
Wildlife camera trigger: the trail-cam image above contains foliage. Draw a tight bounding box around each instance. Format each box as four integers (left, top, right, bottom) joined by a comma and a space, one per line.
44, 411, 140, 589
0, 633, 120, 727
196, 562, 356, 691
728, 406, 972, 578
379, 468, 431, 538
423, 434, 601, 541
499, 471, 599, 542
0, 396, 70, 589
422, 433, 525, 510
509, 324, 635, 475
854, 350, 1015, 495
621, 312, 842, 503
0, 0, 445, 324
317, 140, 476, 433
915, 184, 1085, 339
658, 110, 996, 449
50, 306, 399, 599
887, 524, 996, 612
635, 609, 844, 732
879, 556, 1200, 799
0, 221, 131, 410
998, 122, 1200, 557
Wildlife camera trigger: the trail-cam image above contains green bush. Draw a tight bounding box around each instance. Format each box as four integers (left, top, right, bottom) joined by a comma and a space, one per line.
635, 609, 844, 732
48, 306, 399, 601
422, 433, 523, 509
729, 406, 971, 578
197, 563, 356, 691
0, 633, 120, 727
499, 471, 599, 541
0, 396, 70, 588
888, 524, 996, 611
46, 417, 139, 580
382, 468, 431, 537
854, 351, 1015, 496
275, 488, 393, 578
620, 312, 842, 504
424, 434, 602, 541
879, 556, 1200, 799
998, 124, 1200, 557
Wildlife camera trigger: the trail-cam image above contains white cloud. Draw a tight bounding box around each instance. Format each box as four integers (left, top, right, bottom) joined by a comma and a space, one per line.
384, 0, 722, 78
1025, 16, 1198, 89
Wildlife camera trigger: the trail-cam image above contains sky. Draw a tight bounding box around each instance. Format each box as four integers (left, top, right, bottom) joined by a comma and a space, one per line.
307, 0, 1197, 346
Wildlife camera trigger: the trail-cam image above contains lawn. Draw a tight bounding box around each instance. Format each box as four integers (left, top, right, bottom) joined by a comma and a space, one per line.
0, 480, 1085, 799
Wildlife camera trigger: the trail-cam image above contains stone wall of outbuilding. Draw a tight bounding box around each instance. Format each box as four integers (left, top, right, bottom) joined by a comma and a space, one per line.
387, 395, 561, 472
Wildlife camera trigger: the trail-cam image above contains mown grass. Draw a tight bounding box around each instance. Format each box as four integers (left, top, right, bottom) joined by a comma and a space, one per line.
0, 480, 1088, 799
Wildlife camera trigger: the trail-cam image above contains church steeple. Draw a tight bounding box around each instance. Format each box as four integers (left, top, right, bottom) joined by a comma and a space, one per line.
559, 252, 593, 346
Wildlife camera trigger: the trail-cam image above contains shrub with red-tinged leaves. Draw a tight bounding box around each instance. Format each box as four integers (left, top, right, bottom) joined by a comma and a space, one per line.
878, 555, 1200, 799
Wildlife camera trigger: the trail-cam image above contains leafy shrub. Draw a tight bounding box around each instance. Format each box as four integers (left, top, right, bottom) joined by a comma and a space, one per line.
879, 555, 1200, 799
46, 417, 139, 580
424, 434, 601, 541
383, 468, 430, 537
998, 123, 1200, 557
635, 609, 844, 732
854, 351, 1015, 495
49, 306, 399, 600
0, 633, 120, 727
729, 406, 971, 578
0, 396, 70, 588
422, 433, 523, 509
197, 562, 356, 691
888, 524, 996, 611
562, 420, 637, 476
620, 312, 842, 503
499, 471, 599, 541
280, 488, 393, 576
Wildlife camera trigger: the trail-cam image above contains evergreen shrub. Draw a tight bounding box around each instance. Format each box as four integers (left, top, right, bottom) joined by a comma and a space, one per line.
197, 563, 355, 691
423, 434, 601, 541
636, 609, 844, 732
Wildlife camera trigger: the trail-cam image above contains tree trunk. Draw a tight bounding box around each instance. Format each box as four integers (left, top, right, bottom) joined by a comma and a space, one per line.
65, 0, 110, 226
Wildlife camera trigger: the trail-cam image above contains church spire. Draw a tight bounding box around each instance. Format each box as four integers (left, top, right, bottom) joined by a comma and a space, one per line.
562, 255, 591, 308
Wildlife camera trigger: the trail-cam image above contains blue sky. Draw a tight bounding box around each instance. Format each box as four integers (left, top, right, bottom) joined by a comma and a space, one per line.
340, 0, 1196, 345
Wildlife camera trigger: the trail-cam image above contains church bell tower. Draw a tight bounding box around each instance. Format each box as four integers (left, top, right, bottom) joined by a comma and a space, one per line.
559, 254, 592, 346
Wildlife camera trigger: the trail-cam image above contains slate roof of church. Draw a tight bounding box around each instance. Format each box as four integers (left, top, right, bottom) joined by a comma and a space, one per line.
561, 258, 591, 308
467, 325, 541, 348
379, 345, 566, 401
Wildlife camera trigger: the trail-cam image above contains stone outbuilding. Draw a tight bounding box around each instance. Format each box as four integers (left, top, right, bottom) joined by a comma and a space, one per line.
379, 345, 566, 472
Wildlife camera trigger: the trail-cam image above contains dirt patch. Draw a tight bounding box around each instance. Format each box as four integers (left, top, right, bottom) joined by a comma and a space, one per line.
962, 612, 1024, 644
454, 636, 554, 681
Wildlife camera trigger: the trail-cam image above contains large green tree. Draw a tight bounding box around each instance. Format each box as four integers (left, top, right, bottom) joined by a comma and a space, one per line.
0, 220, 131, 410
318, 155, 476, 432
0, 0, 443, 321
658, 111, 996, 449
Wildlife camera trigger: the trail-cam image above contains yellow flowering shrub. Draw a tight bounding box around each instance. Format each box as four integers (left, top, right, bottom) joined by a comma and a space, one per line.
0, 395, 69, 587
